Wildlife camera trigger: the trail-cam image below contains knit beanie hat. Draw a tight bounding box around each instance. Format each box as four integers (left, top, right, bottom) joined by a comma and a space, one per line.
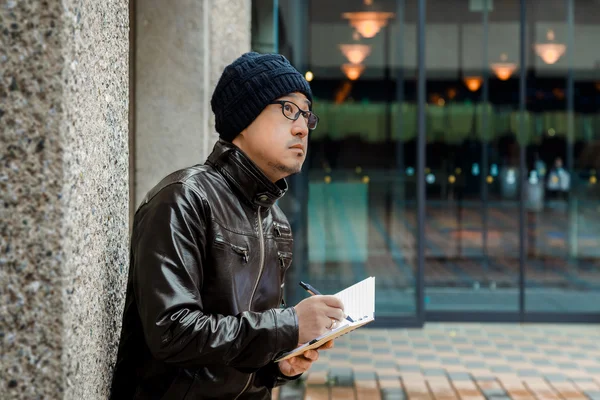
211, 52, 313, 142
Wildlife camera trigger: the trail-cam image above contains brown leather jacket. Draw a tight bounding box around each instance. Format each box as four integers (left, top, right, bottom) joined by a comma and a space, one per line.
110, 140, 301, 399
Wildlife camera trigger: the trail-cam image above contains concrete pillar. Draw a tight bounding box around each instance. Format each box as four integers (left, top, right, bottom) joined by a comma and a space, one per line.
1, 0, 129, 399
134, 0, 251, 205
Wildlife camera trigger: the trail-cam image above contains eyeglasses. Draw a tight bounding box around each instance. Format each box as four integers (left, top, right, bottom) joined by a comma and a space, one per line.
270, 100, 319, 130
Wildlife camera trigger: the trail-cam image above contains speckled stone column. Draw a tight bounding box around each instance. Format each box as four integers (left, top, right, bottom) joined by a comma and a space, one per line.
134, 0, 251, 204
0, 1, 129, 399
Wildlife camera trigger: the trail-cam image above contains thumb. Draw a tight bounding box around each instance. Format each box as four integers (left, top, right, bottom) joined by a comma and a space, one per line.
320, 295, 344, 310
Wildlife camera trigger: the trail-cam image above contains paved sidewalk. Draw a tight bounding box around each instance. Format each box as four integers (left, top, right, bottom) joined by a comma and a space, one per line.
271, 323, 600, 400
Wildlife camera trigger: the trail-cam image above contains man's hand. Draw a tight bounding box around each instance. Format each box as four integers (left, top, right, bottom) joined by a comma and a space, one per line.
278, 341, 334, 377
294, 295, 345, 344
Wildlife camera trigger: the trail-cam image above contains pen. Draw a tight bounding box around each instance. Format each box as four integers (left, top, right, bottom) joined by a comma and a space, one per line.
299, 281, 354, 323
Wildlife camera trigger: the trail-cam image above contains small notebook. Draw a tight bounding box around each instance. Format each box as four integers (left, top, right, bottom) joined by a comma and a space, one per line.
275, 276, 375, 362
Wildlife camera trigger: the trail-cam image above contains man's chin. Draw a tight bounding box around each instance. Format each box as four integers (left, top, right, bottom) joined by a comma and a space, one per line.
268, 159, 305, 178
283, 165, 302, 177
281, 163, 303, 178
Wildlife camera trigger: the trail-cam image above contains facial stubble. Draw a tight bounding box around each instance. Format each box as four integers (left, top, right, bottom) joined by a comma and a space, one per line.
268, 153, 304, 177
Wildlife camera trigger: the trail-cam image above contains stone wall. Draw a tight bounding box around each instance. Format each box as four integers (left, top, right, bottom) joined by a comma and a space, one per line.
0, 0, 130, 398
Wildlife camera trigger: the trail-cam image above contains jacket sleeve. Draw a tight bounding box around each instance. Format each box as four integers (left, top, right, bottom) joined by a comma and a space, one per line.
131, 182, 299, 369
255, 361, 303, 389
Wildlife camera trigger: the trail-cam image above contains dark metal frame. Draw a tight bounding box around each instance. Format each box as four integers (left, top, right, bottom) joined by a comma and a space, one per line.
518, 0, 527, 323
415, 0, 427, 326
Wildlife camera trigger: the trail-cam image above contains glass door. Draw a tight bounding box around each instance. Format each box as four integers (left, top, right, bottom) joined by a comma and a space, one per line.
420, 0, 522, 316
523, 0, 600, 317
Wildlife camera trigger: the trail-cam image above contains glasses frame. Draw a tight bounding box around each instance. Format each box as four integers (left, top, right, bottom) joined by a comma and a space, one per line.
270, 100, 319, 130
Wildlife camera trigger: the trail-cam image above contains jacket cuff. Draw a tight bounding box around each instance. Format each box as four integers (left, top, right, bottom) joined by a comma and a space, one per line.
260, 361, 303, 388
273, 307, 299, 353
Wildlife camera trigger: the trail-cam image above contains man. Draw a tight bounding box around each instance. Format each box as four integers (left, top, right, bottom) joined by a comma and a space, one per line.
110, 52, 346, 399
546, 156, 570, 202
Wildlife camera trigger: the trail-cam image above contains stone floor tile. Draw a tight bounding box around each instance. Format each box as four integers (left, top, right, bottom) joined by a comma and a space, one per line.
379, 377, 402, 390
573, 380, 600, 392
427, 378, 458, 400
304, 386, 330, 400
381, 388, 406, 400
451, 381, 483, 399
355, 378, 378, 390
356, 387, 381, 400
307, 371, 329, 386
548, 381, 589, 399
524, 378, 561, 400
404, 383, 431, 400
331, 387, 356, 400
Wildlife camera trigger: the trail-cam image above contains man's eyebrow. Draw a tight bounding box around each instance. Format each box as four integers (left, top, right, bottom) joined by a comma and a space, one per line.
289, 92, 311, 107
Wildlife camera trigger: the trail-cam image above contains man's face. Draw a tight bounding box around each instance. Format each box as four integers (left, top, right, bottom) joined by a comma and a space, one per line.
233, 92, 317, 182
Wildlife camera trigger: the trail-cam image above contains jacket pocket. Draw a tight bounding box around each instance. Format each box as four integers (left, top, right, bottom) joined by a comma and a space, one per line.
273, 221, 292, 238
214, 235, 249, 264
277, 251, 293, 308
277, 251, 293, 270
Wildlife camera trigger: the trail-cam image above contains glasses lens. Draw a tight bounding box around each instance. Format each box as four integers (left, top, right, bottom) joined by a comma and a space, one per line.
307, 113, 319, 130
281, 102, 298, 120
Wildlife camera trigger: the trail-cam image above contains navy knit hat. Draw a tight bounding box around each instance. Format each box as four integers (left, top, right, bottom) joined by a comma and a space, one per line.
211, 52, 313, 142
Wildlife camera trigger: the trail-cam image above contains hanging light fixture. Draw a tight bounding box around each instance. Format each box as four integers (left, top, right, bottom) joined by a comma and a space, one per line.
341, 0, 395, 40
342, 11, 394, 38
339, 44, 372, 65
534, 29, 566, 65
464, 76, 483, 92
490, 53, 517, 81
341, 64, 365, 81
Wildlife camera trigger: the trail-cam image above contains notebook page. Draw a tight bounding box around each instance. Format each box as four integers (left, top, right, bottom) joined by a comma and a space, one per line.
334, 277, 375, 322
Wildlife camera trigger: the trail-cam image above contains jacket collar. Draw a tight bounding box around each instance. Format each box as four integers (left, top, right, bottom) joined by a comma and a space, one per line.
206, 139, 288, 209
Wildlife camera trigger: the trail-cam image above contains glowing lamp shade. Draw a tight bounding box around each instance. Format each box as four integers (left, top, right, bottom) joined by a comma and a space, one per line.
464, 76, 483, 92
491, 63, 516, 80
339, 44, 372, 65
490, 53, 516, 81
341, 64, 365, 80
534, 30, 566, 65
342, 12, 394, 38
535, 43, 566, 64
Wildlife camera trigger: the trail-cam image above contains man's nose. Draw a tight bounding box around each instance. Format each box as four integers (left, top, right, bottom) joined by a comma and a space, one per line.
292, 117, 309, 137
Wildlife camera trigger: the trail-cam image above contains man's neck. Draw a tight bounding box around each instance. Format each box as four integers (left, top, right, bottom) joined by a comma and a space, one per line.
230, 139, 282, 183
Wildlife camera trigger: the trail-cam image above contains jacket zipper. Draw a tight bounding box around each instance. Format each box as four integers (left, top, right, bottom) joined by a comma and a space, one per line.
215, 237, 249, 263
232, 245, 249, 263
273, 221, 290, 237
234, 206, 265, 400
277, 252, 291, 308
277, 251, 292, 268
